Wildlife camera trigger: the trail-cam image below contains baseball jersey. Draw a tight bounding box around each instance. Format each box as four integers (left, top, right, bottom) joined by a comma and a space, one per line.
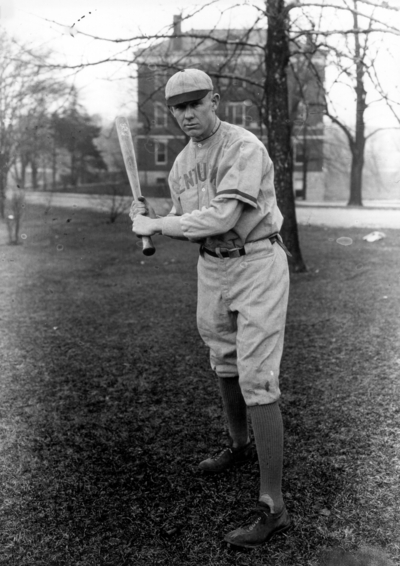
161, 120, 283, 249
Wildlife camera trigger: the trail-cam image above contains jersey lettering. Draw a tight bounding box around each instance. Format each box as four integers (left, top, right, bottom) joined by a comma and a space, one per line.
197, 163, 207, 182
183, 170, 195, 190
180, 163, 208, 193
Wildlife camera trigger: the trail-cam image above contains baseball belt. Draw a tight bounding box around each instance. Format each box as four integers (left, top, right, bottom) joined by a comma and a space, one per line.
200, 233, 292, 258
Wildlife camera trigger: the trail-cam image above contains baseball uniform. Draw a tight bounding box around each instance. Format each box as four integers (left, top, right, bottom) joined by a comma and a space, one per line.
161, 119, 290, 406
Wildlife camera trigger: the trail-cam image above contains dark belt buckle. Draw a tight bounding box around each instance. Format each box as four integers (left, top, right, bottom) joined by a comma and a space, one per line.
228, 248, 240, 258
221, 247, 245, 258
201, 246, 246, 258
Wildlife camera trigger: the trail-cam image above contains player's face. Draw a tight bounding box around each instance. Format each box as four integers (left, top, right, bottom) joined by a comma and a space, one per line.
170, 92, 220, 141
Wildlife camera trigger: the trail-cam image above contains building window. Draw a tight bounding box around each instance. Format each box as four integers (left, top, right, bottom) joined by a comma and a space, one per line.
154, 70, 167, 90
154, 102, 168, 128
295, 142, 306, 163
155, 141, 167, 165
226, 102, 246, 126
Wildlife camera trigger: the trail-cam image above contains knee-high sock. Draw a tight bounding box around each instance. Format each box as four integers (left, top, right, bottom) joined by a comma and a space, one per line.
249, 402, 284, 513
218, 376, 249, 447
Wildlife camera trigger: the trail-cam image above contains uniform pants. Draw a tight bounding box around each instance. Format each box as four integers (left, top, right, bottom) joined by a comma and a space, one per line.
197, 239, 289, 406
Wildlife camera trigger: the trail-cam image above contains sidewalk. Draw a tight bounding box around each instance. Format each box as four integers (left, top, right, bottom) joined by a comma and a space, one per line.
295, 200, 399, 229
23, 192, 400, 229
296, 199, 400, 209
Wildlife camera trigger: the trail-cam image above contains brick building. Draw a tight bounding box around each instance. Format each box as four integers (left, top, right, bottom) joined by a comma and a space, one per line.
136, 17, 326, 201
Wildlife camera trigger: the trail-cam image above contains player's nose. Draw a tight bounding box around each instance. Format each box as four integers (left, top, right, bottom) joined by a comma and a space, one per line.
184, 104, 195, 118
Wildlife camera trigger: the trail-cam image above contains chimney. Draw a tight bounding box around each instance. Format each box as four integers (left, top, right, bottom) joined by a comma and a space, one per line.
173, 15, 182, 51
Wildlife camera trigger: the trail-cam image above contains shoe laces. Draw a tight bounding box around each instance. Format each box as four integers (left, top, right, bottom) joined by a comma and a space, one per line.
240, 508, 267, 532
212, 447, 232, 461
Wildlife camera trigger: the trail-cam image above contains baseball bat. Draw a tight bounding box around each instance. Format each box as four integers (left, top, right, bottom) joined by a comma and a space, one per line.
115, 116, 156, 256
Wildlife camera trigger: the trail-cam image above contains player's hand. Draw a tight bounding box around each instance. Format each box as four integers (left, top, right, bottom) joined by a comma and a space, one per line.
132, 214, 162, 237
129, 196, 156, 221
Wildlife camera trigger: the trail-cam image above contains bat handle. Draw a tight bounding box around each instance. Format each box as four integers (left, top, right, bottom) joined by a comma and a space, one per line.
141, 236, 156, 256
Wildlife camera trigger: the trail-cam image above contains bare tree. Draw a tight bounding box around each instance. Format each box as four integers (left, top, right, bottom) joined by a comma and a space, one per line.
5, 184, 25, 244
12, 81, 70, 190
290, 0, 400, 205
264, 0, 306, 270
0, 32, 73, 217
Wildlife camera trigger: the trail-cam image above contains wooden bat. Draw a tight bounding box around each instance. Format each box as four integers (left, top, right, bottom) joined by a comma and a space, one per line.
115, 116, 156, 256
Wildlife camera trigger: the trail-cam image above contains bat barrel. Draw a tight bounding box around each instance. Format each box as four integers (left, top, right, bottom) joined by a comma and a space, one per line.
116, 116, 157, 257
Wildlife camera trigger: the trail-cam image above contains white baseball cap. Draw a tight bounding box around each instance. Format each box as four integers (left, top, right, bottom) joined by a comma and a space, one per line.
165, 69, 213, 107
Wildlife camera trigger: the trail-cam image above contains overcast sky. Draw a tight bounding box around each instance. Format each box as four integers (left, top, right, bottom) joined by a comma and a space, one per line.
1, 0, 193, 120
2, 0, 400, 129
2, 0, 261, 122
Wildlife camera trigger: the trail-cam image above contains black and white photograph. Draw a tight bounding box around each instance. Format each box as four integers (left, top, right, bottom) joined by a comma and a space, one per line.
0, 1, 399, 564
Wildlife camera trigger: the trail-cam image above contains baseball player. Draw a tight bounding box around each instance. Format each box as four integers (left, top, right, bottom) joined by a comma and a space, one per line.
131, 68, 291, 548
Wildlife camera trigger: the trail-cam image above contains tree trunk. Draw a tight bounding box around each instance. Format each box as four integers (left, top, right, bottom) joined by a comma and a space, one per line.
0, 153, 8, 219
349, 141, 364, 206
302, 158, 308, 200
52, 146, 57, 190
79, 154, 85, 185
0, 175, 5, 219
264, 0, 307, 272
348, 0, 365, 206
31, 159, 38, 189
70, 152, 77, 186
20, 163, 26, 188
302, 126, 308, 200
42, 156, 47, 190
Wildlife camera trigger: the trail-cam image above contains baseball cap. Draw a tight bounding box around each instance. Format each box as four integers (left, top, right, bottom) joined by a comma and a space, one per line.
165, 69, 213, 107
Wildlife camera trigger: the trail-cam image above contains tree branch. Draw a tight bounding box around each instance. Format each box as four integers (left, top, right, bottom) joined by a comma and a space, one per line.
365, 126, 400, 140
289, 1, 400, 35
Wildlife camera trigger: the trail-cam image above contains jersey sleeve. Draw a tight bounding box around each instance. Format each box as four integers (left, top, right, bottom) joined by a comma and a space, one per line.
167, 167, 184, 216
162, 198, 243, 241
215, 139, 270, 208
157, 169, 186, 239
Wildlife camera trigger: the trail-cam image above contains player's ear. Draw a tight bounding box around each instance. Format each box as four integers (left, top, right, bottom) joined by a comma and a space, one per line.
211, 93, 220, 111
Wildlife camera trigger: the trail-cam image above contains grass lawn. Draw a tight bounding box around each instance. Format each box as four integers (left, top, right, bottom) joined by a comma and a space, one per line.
0, 204, 399, 566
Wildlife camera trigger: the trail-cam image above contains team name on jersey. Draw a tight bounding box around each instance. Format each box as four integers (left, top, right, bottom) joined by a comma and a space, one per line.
175, 163, 209, 195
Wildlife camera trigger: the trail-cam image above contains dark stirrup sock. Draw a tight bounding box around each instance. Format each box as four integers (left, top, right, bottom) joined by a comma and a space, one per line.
218, 376, 249, 447
248, 402, 284, 513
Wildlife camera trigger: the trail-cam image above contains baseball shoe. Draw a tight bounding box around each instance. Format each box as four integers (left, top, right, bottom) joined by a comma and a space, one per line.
198, 441, 253, 473
224, 502, 290, 548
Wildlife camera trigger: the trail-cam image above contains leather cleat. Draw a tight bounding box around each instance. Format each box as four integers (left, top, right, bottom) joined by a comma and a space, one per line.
198, 441, 253, 473
224, 503, 290, 548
